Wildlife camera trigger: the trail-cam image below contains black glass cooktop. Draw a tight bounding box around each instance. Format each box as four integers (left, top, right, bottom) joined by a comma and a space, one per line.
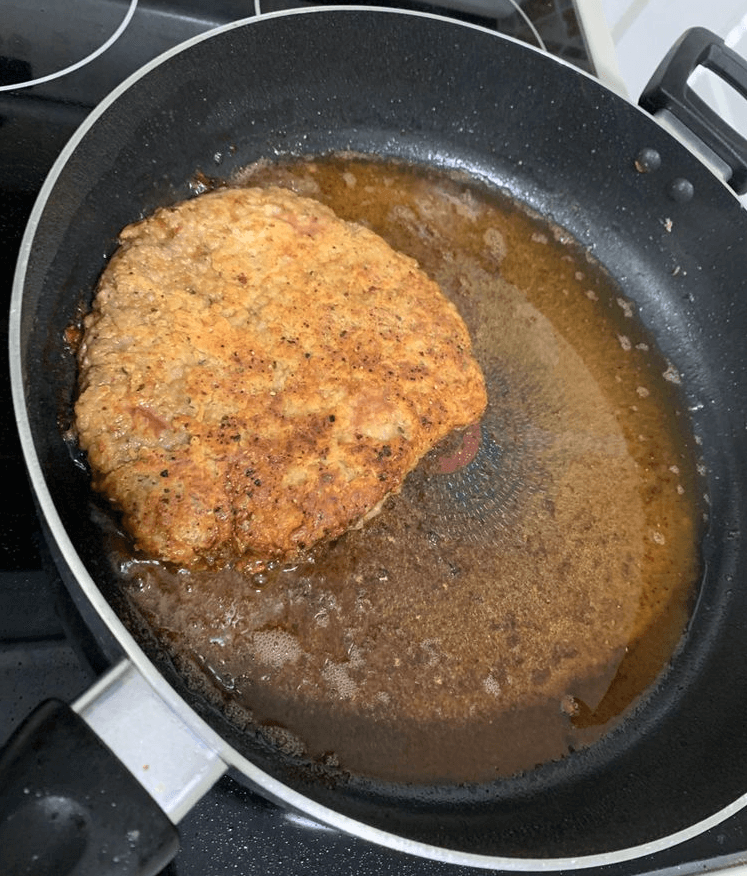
3, 2, 747, 874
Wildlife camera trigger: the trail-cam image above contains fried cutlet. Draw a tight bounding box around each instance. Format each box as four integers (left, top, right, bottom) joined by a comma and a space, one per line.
75, 185, 487, 568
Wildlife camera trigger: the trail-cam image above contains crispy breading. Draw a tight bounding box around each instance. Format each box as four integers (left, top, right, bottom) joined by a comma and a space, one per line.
75, 185, 487, 568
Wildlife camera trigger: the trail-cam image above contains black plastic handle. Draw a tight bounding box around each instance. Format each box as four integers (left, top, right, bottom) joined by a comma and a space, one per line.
0, 700, 179, 876
639, 26, 747, 194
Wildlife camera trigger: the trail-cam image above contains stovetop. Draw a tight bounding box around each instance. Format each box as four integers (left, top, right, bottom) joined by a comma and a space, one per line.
3, 2, 747, 874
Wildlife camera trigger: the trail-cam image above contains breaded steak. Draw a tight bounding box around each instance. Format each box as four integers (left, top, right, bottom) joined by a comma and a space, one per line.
75, 185, 487, 568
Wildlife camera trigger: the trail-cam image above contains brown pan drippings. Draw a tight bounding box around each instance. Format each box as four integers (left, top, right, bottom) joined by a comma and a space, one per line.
110, 156, 702, 783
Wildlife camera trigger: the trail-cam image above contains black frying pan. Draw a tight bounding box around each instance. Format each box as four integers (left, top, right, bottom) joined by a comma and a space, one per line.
5, 9, 747, 874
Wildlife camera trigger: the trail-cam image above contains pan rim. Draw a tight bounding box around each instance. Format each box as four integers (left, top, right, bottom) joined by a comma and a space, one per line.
8, 5, 747, 869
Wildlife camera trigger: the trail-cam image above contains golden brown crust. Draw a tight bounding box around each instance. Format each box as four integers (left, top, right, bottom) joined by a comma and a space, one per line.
75, 185, 487, 567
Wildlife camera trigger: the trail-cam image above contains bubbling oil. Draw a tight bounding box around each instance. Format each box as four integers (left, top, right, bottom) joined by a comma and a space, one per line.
118, 155, 702, 783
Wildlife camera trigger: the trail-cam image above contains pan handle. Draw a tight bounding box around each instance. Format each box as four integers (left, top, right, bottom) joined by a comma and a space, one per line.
0, 660, 227, 876
639, 27, 747, 195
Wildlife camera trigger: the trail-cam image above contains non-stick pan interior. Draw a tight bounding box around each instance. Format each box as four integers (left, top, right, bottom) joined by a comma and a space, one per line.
15, 9, 747, 861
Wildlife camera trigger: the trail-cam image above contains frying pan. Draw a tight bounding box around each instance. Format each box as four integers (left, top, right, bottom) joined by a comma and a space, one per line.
4, 8, 747, 874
